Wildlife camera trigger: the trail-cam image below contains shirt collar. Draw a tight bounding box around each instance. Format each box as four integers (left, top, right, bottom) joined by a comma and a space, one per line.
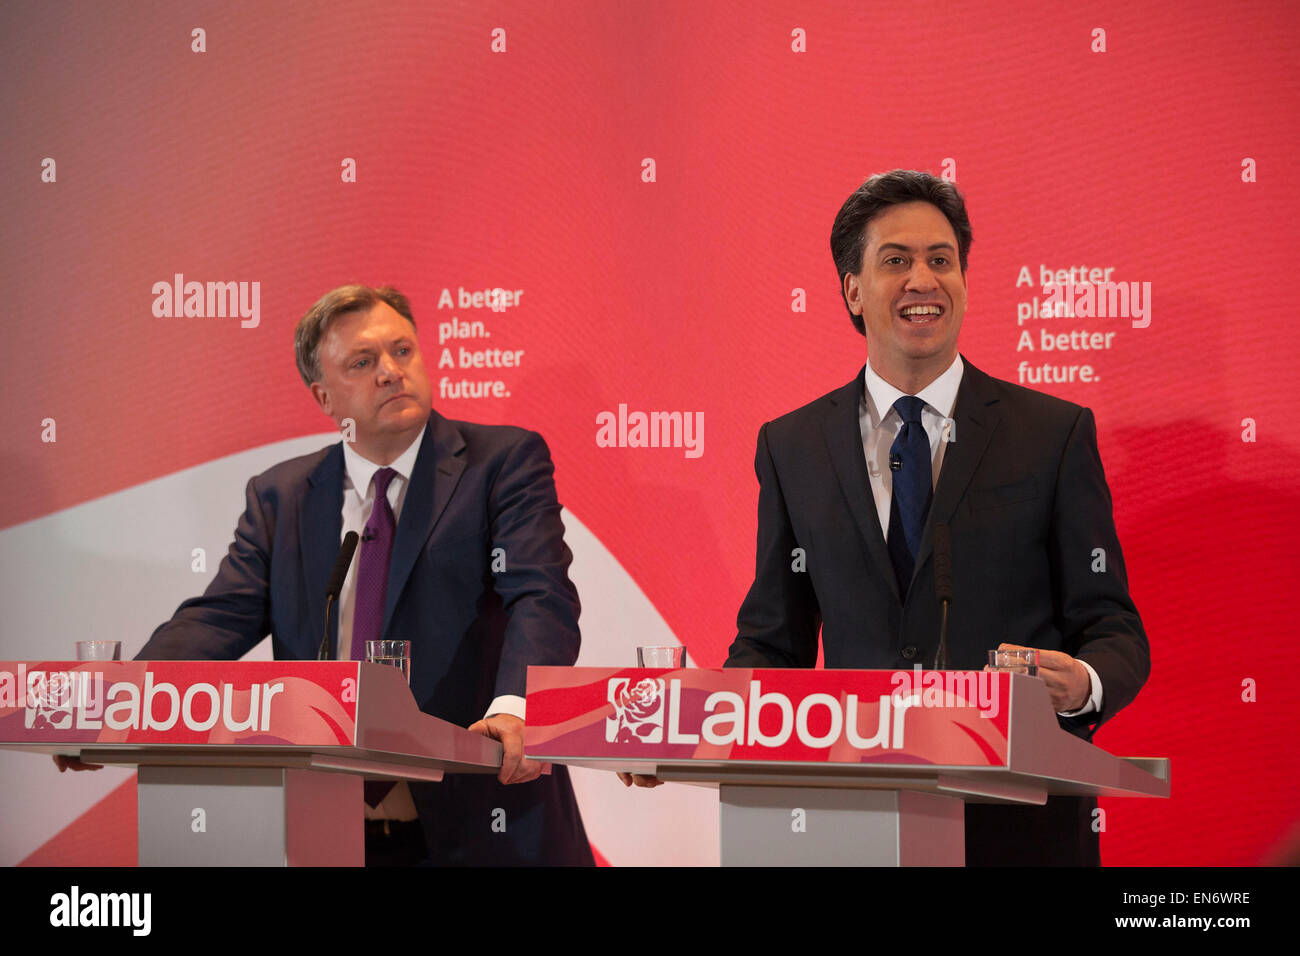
863, 354, 965, 425
341, 424, 428, 497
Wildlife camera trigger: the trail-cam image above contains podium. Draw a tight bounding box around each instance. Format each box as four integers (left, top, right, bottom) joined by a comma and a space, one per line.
524, 666, 1170, 866
0, 660, 501, 866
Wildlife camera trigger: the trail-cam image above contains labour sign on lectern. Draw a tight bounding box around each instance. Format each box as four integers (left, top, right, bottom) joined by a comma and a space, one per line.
525, 667, 1169, 866
1, 661, 501, 866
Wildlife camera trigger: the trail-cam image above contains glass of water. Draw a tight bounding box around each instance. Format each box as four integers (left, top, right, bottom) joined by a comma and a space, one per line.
987, 647, 1039, 676
636, 645, 687, 667
365, 640, 411, 684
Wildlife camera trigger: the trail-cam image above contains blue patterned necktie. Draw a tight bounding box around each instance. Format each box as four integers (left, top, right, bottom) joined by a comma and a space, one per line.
886, 396, 932, 601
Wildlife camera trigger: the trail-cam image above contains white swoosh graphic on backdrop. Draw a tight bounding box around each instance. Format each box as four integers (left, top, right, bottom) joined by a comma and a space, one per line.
0, 434, 717, 866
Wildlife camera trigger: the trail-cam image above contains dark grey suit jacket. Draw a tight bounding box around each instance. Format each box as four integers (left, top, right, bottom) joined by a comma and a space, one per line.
728, 358, 1150, 863
141, 410, 593, 866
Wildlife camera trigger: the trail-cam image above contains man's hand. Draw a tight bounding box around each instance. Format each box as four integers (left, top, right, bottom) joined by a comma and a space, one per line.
616, 772, 665, 788
52, 755, 101, 772
468, 714, 545, 785
997, 643, 1090, 712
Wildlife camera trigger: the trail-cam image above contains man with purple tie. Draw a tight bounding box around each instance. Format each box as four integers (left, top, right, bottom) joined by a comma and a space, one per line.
136, 284, 593, 866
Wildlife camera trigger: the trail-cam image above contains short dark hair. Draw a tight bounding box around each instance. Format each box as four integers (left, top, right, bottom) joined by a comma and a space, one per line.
830, 170, 973, 335
294, 284, 415, 386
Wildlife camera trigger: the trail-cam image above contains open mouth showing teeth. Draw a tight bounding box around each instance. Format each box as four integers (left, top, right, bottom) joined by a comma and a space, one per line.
900, 306, 943, 322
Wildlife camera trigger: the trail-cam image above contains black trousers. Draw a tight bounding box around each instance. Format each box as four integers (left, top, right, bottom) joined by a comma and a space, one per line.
409, 766, 594, 867
965, 796, 1101, 866
364, 819, 429, 868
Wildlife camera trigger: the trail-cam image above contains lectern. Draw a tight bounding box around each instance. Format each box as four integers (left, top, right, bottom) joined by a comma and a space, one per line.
0, 660, 501, 866
524, 666, 1170, 866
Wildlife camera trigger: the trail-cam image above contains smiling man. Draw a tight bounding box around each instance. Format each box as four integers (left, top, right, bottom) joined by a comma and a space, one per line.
136, 284, 593, 866
722, 170, 1150, 866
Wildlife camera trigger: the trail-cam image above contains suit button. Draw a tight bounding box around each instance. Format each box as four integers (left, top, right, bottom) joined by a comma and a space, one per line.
901, 645, 918, 660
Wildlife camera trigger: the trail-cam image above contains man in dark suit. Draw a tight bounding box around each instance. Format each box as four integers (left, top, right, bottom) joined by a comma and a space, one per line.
134, 283, 592, 866
722, 170, 1150, 865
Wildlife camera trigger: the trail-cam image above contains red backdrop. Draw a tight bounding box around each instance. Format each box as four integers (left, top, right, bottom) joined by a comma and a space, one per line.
2, 0, 1296, 865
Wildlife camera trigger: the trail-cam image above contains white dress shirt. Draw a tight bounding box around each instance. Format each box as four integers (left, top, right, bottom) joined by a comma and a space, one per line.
858, 355, 1102, 718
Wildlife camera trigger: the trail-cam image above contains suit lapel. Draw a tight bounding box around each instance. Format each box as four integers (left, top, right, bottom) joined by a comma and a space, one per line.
911, 357, 1002, 580
301, 444, 345, 658
383, 412, 467, 634
823, 368, 902, 605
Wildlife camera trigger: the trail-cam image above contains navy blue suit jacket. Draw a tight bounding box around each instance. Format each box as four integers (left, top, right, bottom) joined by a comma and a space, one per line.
141, 410, 593, 865
728, 359, 1150, 864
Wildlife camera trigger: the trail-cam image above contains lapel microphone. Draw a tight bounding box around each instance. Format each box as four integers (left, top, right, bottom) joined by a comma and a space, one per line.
889, 453, 903, 472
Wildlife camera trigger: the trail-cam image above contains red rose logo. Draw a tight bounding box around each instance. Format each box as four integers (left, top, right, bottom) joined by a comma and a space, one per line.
607, 677, 666, 743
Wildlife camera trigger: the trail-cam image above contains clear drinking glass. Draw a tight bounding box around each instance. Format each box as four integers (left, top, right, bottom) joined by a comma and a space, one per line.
987, 647, 1039, 676
636, 645, 686, 667
365, 640, 411, 684
75, 641, 121, 661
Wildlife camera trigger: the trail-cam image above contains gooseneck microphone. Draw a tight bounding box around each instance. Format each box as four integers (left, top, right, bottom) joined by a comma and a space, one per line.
932, 522, 953, 670
317, 531, 360, 661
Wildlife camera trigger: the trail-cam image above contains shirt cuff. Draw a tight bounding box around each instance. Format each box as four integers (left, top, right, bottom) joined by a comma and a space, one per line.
485, 695, 526, 722
1057, 659, 1103, 717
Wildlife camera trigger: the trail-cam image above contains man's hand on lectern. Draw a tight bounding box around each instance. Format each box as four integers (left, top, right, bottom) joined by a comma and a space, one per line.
52, 755, 102, 772
468, 713, 546, 785
617, 772, 665, 789
997, 642, 1090, 712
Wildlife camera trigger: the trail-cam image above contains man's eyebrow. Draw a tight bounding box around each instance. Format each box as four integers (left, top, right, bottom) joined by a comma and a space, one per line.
877, 241, 957, 253
347, 335, 411, 352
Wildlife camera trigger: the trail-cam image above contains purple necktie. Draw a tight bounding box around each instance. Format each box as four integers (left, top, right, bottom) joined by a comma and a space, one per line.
350, 467, 397, 661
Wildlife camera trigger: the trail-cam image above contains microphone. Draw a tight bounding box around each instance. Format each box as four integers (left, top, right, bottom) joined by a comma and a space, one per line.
317, 531, 360, 660
889, 453, 903, 472
932, 522, 953, 670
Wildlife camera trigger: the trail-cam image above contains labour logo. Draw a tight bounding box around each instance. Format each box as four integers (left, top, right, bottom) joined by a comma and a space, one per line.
606, 677, 665, 743
24, 671, 76, 730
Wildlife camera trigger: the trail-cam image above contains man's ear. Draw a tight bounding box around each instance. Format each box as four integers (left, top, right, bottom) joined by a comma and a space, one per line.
843, 272, 864, 315
309, 381, 332, 417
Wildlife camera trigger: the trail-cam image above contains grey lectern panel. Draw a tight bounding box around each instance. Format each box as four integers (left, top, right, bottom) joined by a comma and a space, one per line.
720, 786, 964, 866
137, 766, 362, 867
